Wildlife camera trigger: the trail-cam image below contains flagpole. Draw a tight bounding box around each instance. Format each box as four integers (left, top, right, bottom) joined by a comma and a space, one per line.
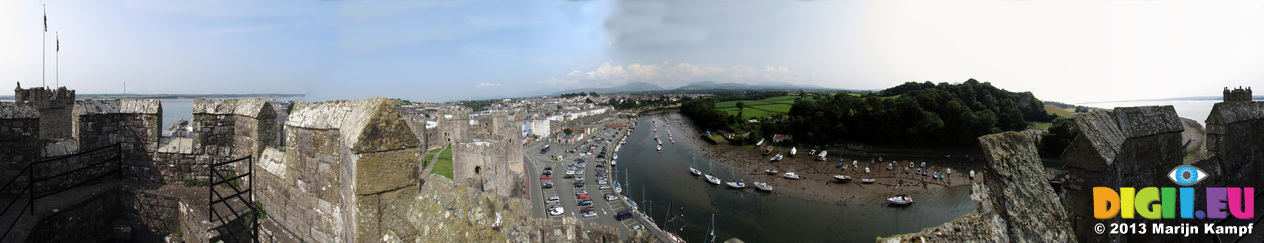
43, 4, 46, 88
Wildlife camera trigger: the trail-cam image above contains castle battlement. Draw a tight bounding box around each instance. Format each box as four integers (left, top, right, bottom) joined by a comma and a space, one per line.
15, 82, 77, 139
1223, 86, 1252, 102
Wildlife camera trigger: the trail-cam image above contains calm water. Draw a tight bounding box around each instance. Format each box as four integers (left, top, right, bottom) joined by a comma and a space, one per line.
160, 97, 309, 127
615, 115, 976, 243
1078, 99, 1220, 125
162, 99, 195, 126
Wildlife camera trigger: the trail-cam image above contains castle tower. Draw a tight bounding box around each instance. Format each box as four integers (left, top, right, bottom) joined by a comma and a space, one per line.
1223, 86, 1253, 102
14, 83, 76, 139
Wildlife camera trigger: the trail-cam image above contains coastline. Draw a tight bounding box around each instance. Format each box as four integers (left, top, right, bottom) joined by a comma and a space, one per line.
651, 110, 985, 204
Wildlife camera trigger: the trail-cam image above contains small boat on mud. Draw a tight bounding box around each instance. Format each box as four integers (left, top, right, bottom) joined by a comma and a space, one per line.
753, 182, 773, 192
887, 163, 893, 170
864, 167, 870, 174
690, 167, 702, 176
887, 195, 914, 205
861, 178, 876, 184
770, 154, 783, 162
782, 172, 801, 179
764, 169, 779, 175
726, 180, 746, 189
833, 175, 851, 182
657, 144, 662, 152
789, 147, 797, 156
705, 174, 722, 185
969, 170, 975, 180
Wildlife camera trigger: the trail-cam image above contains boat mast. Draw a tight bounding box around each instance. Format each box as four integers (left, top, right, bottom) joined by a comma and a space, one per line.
707, 214, 715, 243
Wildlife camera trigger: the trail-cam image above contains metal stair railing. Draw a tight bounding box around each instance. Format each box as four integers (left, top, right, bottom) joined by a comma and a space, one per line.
208, 156, 258, 243
0, 143, 123, 241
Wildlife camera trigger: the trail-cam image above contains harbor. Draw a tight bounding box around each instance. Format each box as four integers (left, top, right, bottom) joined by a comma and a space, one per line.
614, 113, 980, 242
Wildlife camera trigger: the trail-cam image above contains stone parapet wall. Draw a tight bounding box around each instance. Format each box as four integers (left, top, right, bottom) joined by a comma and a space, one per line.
255, 97, 420, 242
1203, 101, 1264, 187
1058, 106, 1185, 242
0, 102, 40, 193
72, 99, 163, 183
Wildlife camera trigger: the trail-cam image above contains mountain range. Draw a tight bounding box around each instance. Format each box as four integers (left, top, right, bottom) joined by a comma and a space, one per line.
551, 81, 837, 95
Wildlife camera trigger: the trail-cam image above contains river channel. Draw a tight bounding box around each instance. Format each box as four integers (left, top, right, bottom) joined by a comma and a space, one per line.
614, 115, 976, 242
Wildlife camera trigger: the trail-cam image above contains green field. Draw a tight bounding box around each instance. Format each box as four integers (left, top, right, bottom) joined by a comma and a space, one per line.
751, 104, 792, 113
758, 96, 804, 104
1044, 104, 1075, 118
431, 146, 454, 179
715, 100, 772, 108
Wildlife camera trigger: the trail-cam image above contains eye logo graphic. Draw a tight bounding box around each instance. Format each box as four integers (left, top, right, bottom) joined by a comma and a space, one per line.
1168, 165, 1207, 186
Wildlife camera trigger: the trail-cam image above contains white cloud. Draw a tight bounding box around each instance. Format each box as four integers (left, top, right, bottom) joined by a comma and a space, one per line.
545, 62, 794, 88
475, 82, 501, 88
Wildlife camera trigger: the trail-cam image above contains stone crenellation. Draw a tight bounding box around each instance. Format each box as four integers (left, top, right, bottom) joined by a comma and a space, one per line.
14, 83, 76, 140
1223, 86, 1253, 102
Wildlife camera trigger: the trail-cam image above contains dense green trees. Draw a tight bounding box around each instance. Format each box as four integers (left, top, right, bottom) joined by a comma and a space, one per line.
1039, 117, 1080, 156
786, 79, 1054, 145
679, 79, 1058, 148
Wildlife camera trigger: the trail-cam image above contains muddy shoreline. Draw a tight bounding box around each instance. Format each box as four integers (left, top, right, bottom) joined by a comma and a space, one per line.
646, 111, 987, 204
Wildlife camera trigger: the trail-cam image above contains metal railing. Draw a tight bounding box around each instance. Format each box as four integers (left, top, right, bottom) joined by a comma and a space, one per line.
208, 156, 258, 243
0, 143, 123, 240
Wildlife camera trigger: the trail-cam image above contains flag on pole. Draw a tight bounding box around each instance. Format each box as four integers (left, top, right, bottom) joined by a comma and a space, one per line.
56, 36, 59, 52
44, 9, 48, 32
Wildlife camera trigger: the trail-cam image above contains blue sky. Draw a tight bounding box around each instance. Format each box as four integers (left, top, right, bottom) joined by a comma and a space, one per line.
5, 0, 1264, 103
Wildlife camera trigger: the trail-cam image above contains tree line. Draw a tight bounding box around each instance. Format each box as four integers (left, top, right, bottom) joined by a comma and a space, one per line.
681, 79, 1062, 148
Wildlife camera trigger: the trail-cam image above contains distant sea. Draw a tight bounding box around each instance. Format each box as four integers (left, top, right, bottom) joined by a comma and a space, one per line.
160, 97, 312, 126
1077, 98, 1224, 125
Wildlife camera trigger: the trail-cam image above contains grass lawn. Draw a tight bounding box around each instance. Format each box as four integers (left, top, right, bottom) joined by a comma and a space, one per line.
422, 147, 443, 168
751, 104, 792, 113
715, 100, 772, 108
432, 146, 455, 179
718, 107, 768, 120
1045, 104, 1075, 118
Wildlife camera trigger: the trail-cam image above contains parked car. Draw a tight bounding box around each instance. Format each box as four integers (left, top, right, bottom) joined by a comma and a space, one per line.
540, 174, 552, 180
574, 181, 585, 187
542, 182, 553, 189
604, 193, 617, 201
577, 200, 592, 206
546, 196, 560, 204
582, 211, 598, 218
616, 210, 634, 221
548, 205, 564, 216
599, 185, 610, 190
